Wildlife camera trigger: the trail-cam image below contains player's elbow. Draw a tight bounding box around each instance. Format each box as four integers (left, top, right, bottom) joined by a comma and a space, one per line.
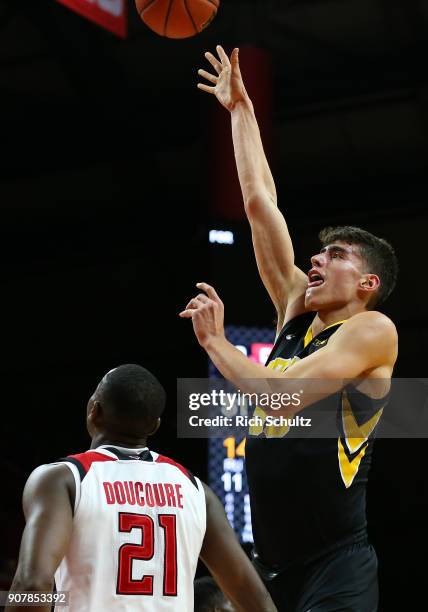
244, 191, 276, 219
11, 569, 54, 593
231, 584, 277, 612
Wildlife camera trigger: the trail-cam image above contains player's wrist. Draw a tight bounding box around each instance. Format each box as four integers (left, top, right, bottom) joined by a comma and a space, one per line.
230, 95, 253, 114
201, 332, 227, 353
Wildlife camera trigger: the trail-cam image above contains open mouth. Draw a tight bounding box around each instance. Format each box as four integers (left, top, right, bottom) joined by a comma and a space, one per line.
307, 269, 325, 288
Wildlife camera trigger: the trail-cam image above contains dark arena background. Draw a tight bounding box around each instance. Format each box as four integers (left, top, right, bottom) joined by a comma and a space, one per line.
1, 0, 428, 609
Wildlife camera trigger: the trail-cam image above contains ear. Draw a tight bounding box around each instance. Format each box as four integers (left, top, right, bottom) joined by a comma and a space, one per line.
88, 400, 103, 426
146, 417, 161, 437
359, 274, 380, 296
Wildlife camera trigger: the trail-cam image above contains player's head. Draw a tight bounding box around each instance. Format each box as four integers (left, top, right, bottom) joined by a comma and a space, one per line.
305, 226, 398, 312
87, 364, 166, 442
194, 576, 235, 612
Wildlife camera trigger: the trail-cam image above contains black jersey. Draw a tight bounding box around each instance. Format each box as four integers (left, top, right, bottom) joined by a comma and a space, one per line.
245, 311, 388, 569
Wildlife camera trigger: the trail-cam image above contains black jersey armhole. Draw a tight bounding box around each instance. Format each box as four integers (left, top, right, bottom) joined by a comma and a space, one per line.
57, 457, 86, 482
277, 311, 316, 343
186, 469, 199, 490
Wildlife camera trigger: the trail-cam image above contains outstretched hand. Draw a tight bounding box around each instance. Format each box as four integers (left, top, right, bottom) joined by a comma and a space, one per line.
197, 45, 248, 111
179, 282, 225, 348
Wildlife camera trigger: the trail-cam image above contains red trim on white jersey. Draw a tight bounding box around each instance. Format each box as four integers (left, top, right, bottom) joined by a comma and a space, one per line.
155, 454, 195, 485
68, 451, 117, 475
54, 447, 206, 611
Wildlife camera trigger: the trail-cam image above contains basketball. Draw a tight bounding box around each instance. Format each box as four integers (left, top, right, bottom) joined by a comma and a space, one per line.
136, 0, 220, 39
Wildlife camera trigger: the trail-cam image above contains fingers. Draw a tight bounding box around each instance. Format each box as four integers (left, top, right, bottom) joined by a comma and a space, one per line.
184, 295, 209, 310
198, 68, 218, 85
231, 47, 241, 72
230, 48, 243, 83
179, 309, 194, 318
197, 83, 216, 94
179, 290, 215, 318
184, 299, 196, 311
180, 294, 210, 318
216, 45, 230, 68
204, 51, 222, 74
196, 282, 221, 303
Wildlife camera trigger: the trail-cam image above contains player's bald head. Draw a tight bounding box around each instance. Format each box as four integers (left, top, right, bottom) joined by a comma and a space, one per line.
91, 364, 166, 438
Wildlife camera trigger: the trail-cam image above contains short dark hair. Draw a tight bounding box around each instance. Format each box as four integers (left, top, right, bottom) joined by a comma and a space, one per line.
194, 576, 231, 612
318, 225, 398, 306
97, 364, 166, 435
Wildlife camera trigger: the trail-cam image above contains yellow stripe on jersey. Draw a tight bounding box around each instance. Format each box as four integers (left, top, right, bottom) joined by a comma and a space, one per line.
338, 389, 385, 488
338, 437, 367, 489
248, 357, 300, 438
250, 405, 290, 438
341, 390, 384, 454
304, 319, 348, 348
268, 356, 301, 372
304, 325, 313, 348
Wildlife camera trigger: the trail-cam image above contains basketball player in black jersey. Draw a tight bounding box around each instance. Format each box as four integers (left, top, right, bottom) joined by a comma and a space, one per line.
181, 46, 399, 611
7, 365, 276, 612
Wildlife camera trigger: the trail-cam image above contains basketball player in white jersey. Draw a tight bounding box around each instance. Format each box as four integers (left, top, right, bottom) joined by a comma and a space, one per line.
7, 364, 276, 612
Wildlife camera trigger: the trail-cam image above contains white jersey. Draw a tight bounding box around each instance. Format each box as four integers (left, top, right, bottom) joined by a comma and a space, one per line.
54, 445, 206, 611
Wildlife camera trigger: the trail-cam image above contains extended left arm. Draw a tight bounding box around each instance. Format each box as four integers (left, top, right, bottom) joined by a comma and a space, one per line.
180, 283, 397, 413
6, 465, 74, 612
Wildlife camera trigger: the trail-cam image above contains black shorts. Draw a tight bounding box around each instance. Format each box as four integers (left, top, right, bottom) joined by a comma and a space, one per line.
256, 540, 378, 612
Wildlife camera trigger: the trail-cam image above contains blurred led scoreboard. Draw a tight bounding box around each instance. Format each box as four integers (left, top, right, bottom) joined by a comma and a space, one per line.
208, 326, 275, 543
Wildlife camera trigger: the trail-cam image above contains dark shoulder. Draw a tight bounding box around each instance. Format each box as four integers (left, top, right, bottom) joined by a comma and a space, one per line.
201, 481, 215, 507
201, 481, 224, 516
23, 464, 75, 516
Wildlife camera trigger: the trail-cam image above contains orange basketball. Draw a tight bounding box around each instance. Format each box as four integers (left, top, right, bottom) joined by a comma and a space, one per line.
136, 0, 220, 39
